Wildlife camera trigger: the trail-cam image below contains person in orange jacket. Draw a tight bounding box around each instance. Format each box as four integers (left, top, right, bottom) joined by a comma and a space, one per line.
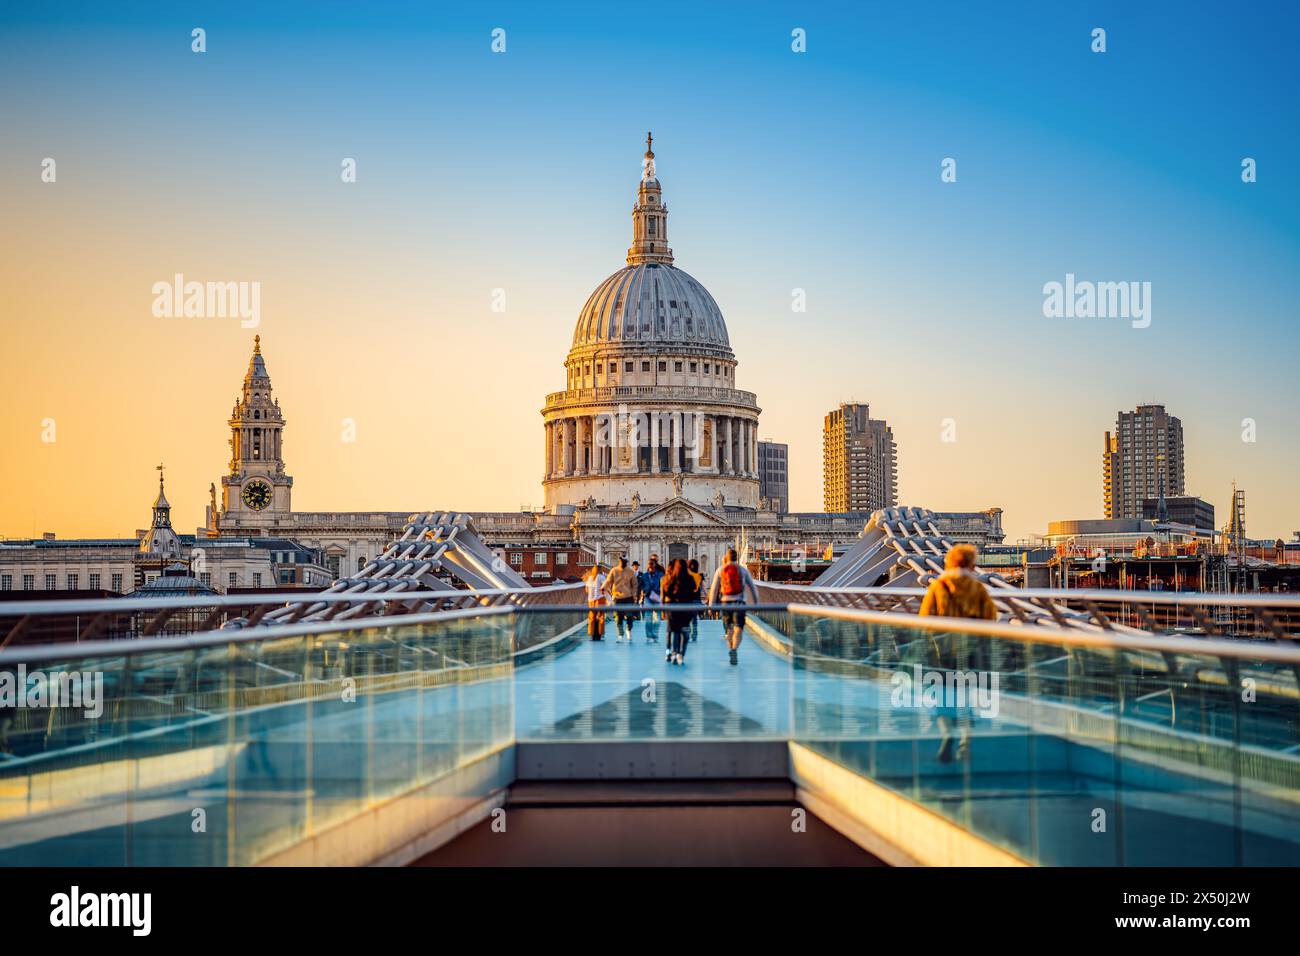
918, 544, 997, 762
919, 544, 997, 620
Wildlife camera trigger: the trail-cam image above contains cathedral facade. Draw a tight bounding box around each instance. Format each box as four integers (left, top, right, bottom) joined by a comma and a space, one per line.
192, 139, 1004, 583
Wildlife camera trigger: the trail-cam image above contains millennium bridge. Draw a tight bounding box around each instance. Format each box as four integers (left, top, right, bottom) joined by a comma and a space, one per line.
2, 510, 1298, 866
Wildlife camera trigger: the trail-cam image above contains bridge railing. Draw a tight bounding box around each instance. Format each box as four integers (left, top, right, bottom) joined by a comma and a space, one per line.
0, 603, 563, 865
2, 600, 1298, 866
778, 603, 1300, 865
0, 582, 585, 648
6, 582, 1297, 651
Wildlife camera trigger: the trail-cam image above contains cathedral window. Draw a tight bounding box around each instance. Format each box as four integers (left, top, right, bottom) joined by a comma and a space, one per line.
658, 361, 666, 372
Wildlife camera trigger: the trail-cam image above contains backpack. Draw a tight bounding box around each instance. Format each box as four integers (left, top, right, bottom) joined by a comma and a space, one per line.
720, 563, 743, 597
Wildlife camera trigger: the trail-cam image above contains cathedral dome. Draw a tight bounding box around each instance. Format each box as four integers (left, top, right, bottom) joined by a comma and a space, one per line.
543, 135, 760, 516
571, 263, 731, 351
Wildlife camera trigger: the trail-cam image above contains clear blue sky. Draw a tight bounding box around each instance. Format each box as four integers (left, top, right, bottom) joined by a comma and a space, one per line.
1, 1, 1296, 541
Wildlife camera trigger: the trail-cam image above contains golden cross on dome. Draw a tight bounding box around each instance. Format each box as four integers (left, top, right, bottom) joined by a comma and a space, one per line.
642, 132, 656, 181
254, 334, 261, 354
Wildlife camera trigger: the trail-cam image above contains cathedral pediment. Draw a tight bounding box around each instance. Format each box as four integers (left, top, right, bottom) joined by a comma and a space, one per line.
627, 497, 729, 528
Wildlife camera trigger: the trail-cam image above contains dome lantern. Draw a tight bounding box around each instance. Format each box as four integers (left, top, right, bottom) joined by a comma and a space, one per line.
627, 131, 673, 267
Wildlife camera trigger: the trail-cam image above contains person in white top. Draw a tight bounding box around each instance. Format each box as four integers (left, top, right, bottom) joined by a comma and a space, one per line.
584, 564, 608, 641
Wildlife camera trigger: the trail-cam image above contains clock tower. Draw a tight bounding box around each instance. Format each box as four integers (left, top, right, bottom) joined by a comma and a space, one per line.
217, 335, 293, 527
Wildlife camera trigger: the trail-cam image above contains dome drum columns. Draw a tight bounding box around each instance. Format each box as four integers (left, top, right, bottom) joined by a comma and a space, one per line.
542, 407, 759, 507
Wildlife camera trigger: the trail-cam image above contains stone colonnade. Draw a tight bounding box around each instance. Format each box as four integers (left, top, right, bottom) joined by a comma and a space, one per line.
544, 410, 757, 479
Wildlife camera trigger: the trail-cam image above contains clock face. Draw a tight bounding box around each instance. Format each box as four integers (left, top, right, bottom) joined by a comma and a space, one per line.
242, 480, 273, 511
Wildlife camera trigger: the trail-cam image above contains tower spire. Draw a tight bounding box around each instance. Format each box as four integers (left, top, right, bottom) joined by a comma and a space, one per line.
153, 462, 169, 509
140, 464, 179, 556
222, 337, 292, 519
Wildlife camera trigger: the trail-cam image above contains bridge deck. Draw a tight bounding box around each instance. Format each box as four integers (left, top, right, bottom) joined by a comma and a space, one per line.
517, 617, 791, 740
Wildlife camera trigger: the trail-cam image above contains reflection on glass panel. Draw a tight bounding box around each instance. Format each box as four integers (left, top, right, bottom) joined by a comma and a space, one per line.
789, 611, 1300, 866
0, 610, 517, 866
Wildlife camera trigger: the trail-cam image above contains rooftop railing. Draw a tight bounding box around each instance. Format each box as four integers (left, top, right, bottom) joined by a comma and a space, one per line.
543, 385, 759, 409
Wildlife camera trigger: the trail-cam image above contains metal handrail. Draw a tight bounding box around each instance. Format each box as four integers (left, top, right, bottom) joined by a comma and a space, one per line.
0, 604, 522, 664
8, 583, 1298, 620
756, 582, 1300, 610
6, 599, 1300, 666
785, 603, 1300, 664
0, 582, 584, 617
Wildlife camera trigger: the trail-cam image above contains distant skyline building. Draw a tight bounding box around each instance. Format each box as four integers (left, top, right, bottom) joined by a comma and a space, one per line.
0, 469, 332, 596
1141, 495, 1215, 532
822, 403, 897, 513
1103, 404, 1185, 519
757, 441, 789, 513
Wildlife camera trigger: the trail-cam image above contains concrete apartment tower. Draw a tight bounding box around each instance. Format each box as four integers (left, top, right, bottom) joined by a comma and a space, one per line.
1103, 403, 1185, 519
822, 403, 897, 513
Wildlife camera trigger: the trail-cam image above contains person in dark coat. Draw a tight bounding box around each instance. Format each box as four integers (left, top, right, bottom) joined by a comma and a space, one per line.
661, 558, 700, 665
